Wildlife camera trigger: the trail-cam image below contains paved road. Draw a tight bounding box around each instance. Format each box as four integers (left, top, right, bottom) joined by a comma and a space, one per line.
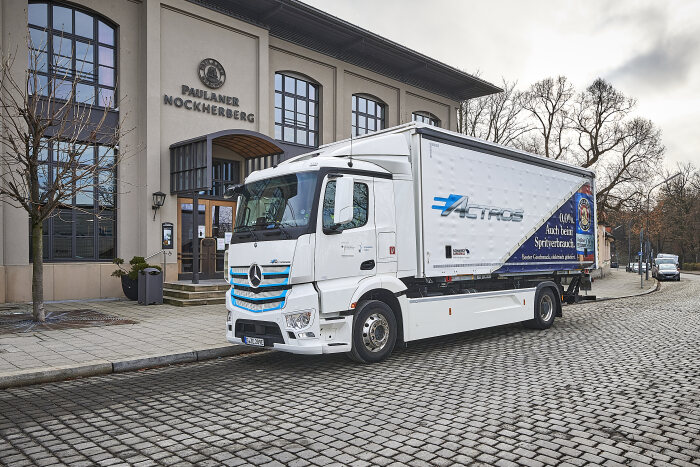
1, 277, 699, 466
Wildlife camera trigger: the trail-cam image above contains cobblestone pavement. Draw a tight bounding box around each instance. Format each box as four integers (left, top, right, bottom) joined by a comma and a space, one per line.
0, 277, 698, 466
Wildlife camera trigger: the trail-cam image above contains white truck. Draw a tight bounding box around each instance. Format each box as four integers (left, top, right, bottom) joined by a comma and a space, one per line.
225, 122, 597, 362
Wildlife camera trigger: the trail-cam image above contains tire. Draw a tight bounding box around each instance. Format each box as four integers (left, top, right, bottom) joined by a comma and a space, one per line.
347, 300, 397, 363
527, 288, 557, 330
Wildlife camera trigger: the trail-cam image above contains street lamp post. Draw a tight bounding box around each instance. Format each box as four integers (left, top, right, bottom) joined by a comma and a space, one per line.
643, 172, 682, 282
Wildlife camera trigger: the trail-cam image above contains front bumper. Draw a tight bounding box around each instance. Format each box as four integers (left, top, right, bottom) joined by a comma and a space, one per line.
226, 283, 352, 354
658, 272, 680, 280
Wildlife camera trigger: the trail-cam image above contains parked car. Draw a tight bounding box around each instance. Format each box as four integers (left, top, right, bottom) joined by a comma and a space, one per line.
611, 261, 619, 268
653, 258, 680, 281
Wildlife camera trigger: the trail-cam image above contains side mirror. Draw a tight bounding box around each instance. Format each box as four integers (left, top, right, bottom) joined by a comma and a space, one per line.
333, 176, 354, 225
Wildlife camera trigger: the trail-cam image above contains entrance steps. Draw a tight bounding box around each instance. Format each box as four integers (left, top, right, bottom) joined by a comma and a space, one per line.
163, 280, 229, 306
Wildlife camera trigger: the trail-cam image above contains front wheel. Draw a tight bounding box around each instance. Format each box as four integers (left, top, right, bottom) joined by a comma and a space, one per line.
527, 288, 557, 330
347, 300, 397, 363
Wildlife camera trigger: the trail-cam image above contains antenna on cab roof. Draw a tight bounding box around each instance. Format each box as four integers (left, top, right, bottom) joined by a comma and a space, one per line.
348, 130, 354, 167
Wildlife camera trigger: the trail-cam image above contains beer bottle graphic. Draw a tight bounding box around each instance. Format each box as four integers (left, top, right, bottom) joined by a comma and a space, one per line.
575, 184, 594, 263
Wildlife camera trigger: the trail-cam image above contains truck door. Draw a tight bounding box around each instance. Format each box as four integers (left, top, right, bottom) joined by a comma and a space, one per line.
315, 175, 376, 281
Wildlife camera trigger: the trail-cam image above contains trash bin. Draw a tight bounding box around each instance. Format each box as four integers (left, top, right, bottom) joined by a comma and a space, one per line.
138, 267, 163, 305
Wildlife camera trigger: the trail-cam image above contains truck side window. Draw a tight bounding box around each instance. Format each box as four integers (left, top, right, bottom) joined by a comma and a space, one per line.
322, 181, 369, 231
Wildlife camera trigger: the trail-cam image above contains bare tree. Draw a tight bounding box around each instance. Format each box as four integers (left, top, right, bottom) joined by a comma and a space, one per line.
572, 78, 635, 168
0, 37, 125, 321
571, 79, 664, 219
458, 78, 531, 147
654, 163, 700, 264
521, 76, 574, 160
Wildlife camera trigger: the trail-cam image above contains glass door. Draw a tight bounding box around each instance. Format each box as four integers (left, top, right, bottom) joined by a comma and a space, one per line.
177, 198, 236, 278
210, 202, 235, 273
178, 199, 206, 275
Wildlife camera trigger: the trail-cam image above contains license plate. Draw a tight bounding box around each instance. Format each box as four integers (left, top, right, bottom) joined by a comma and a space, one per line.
244, 336, 265, 347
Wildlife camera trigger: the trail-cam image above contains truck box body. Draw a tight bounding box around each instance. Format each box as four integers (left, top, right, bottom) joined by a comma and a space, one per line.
415, 128, 597, 278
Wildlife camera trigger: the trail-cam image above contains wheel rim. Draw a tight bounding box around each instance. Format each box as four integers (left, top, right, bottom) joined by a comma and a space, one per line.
539, 294, 554, 322
361, 313, 390, 353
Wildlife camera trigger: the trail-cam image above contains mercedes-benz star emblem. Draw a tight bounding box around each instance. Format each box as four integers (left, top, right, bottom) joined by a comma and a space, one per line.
248, 263, 262, 288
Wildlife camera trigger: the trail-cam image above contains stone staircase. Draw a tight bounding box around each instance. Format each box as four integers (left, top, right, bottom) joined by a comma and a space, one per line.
163, 281, 229, 307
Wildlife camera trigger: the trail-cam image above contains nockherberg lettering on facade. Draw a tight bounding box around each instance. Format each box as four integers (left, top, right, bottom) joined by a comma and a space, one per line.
163, 84, 255, 123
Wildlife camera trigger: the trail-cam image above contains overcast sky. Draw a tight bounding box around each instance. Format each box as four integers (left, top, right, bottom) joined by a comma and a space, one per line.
302, 0, 700, 169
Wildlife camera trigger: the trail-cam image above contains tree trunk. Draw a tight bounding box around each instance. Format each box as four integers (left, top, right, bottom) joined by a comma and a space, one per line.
31, 221, 45, 322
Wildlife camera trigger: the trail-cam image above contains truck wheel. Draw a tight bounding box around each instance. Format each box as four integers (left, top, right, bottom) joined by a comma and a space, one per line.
347, 300, 397, 363
527, 288, 556, 330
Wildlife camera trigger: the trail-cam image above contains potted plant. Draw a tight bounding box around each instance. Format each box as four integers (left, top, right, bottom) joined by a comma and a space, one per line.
112, 256, 162, 301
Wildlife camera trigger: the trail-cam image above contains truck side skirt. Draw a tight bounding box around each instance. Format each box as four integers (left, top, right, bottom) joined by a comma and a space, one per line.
401, 288, 536, 342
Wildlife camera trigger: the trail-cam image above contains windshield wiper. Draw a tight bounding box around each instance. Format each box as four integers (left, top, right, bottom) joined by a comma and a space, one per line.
235, 226, 259, 241
264, 221, 293, 239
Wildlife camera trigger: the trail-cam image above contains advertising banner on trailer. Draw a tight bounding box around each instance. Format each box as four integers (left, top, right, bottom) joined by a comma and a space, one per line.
420, 137, 596, 277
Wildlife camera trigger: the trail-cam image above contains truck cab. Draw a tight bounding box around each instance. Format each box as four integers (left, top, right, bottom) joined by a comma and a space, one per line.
225, 142, 410, 361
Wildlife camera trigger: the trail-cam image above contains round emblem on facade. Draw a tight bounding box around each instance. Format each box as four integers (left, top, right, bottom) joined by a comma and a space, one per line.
578, 197, 592, 232
248, 263, 262, 288
198, 58, 226, 89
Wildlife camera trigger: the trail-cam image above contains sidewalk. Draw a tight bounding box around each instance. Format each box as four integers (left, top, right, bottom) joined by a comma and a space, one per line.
0, 270, 658, 389
0, 298, 254, 389
587, 268, 657, 300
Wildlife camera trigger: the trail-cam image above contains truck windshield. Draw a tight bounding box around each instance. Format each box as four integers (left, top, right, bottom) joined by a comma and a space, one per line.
234, 172, 318, 232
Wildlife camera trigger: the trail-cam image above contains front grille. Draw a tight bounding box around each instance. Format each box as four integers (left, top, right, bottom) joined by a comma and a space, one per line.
234, 319, 284, 345
230, 264, 291, 312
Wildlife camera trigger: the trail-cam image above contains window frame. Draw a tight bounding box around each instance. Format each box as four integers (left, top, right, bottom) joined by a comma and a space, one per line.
29, 140, 118, 262
28, 1, 118, 108
352, 94, 385, 137
321, 180, 370, 232
207, 158, 241, 198
274, 72, 320, 148
412, 111, 440, 127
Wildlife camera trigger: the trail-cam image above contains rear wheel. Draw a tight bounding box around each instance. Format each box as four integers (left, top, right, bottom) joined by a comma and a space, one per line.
347, 300, 397, 363
527, 288, 557, 330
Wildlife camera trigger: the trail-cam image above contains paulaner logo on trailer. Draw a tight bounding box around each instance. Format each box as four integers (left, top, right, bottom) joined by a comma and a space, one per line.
432, 194, 524, 222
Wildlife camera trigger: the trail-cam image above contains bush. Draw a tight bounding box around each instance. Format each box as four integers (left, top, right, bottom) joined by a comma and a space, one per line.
682, 262, 700, 271
112, 256, 162, 280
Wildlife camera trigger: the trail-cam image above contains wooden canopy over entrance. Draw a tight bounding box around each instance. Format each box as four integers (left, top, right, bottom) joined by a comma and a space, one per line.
169, 129, 284, 195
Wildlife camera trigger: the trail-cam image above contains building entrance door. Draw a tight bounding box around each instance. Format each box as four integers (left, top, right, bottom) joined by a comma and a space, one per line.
177, 198, 236, 279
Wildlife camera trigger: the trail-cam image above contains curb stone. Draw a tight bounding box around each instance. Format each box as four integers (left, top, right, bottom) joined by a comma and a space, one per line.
0, 345, 263, 390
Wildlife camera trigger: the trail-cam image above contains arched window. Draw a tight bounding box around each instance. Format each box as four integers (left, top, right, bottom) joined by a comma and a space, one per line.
412, 111, 440, 127
27, 2, 118, 262
28, 1, 117, 107
352, 94, 385, 136
274, 72, 320, 147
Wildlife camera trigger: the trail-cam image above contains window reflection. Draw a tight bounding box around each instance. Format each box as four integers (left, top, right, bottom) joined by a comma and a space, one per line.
274, 73, 319, 147
352, 95, 385, 136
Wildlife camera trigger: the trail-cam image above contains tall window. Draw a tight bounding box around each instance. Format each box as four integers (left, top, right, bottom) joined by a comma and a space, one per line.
352, 95, 385, 136
274, 73, 319, 147
412, 111, 440, 127
28, 2, 117, 107
208, 159, 241, 197
29, 141, 117, 261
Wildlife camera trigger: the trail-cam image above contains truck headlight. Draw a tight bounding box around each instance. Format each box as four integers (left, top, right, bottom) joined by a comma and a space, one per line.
285, 310, 313, 330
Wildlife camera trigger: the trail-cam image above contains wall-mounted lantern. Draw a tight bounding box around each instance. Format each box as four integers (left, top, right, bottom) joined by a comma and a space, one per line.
152, 191, 166, 221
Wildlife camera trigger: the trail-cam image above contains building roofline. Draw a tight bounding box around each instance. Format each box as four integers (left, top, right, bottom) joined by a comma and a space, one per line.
188, 0, 502, 101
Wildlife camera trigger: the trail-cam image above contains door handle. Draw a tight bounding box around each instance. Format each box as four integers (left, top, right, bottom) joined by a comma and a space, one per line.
360, 260, 375, 271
